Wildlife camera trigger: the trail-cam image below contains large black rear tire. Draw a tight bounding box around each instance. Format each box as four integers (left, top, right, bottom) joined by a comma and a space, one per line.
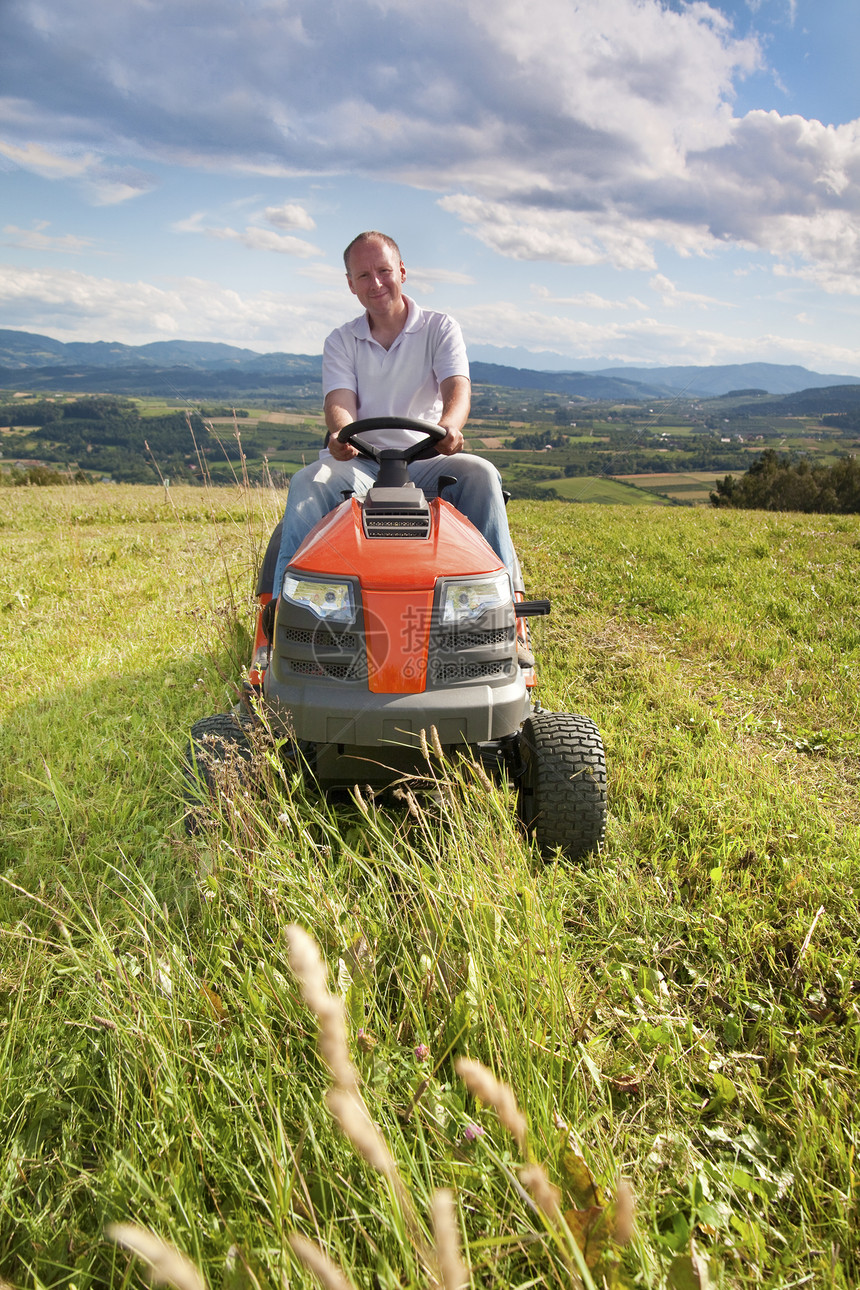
519, 713, 607, 860
183, 712, 255, 834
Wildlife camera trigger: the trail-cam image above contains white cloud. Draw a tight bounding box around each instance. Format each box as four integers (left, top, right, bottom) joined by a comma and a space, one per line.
456, 297, 860, 371
0, 262, 344, 350
2, 0, 860, 290
3, 223, 94, 254
206, 225, 322, 257
0, 138, 97, 179
405, 266, 476, 295
172, 212, 207, 235
649, 274, 735, 309
681, 113, 860, 262
438, 196, 662, 270
0, 136, 156, 203
296, 262, 348, 285
263, 202, 316, 230
173, 212, 322, 257
531, 285, 647, 310
774, 258, 860, 297
84, 171, 157, 205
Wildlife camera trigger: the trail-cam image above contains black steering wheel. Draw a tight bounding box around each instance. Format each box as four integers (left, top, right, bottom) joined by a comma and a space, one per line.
337, 416, 446, 465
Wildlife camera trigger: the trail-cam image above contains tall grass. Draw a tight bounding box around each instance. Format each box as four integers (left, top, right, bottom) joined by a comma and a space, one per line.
1, 486, 858, 1288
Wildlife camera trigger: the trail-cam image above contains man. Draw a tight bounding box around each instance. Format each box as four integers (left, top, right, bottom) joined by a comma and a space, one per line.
271, 230, 517, 601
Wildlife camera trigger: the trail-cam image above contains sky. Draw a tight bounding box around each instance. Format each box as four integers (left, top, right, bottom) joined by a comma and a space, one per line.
1, 0, 859, 374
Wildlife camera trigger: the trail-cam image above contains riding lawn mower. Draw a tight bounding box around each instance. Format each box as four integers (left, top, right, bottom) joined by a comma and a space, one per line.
185, 418, 607, 859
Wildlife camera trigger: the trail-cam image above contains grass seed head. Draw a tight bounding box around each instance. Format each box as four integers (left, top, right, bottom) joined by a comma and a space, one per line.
317, 995, 358, 1092
431, 1188, 469, 1290
106, 1223, 205, 1290
520, 1163, 561, 1219
352, 783, 369, 815
286, 923, 329, 1006
613, 1178, 635, 1245
326, 1086, 398, 1177
471, 759, 494, 793
454, 1058, 527, 1153
289, 1234, 358, 1290
286, 923, 357, 1090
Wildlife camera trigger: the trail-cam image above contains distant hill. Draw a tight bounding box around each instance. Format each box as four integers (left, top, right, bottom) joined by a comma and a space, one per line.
468, 346, 860, 396
0, 364, 323, 399
1, 328, 859, 401
732, 385, 860, 416
590, 362, 860, 397
468, 362, 673, 400
0, 330, 321, 376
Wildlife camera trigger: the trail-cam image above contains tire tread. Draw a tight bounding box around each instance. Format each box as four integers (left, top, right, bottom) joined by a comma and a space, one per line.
520, 712, 607, 860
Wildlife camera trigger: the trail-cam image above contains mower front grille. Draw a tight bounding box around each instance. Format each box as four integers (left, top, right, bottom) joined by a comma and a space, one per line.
281, 626, 358, 650
362, 510, 431, 539
290, 658, 367, 681
436, 627, 514, 651
430, 659, 515, 684
426, 604, 517, 691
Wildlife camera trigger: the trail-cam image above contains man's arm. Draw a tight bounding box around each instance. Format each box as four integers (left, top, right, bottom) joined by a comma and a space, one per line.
436, 375, 471, 456
324, 388, 359, 460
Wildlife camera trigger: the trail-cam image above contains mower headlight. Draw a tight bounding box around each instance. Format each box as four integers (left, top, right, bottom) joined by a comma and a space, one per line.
282, 575, 355, 623
439, 572, 512, 625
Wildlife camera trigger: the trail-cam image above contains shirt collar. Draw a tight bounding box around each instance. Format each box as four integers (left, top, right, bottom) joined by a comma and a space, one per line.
350, 294, 424, 342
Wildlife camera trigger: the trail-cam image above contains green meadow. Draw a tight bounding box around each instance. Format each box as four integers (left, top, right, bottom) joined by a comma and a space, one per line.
1, 485, 858, 1288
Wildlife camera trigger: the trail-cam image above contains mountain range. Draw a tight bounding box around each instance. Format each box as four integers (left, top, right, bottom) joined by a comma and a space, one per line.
1, 329, 859, 400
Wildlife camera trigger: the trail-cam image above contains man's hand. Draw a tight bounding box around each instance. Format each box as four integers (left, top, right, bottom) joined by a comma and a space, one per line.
324, 388, 359, 459
328, 435, 358, 461
436, 425, 464, 455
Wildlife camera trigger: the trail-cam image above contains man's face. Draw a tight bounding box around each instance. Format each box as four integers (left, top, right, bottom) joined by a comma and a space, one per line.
346, 239, 406, 318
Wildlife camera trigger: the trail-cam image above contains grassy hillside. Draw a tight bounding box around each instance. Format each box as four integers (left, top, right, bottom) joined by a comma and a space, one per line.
1, 486, 858, 1288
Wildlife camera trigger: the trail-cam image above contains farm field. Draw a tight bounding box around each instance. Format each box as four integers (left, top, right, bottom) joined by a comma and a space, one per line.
536, 475, 670, 504
617, 473, 725, 504
1, 486, 859, 1288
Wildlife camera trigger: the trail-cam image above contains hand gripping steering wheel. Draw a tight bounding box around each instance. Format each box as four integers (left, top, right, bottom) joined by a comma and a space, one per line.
336, 416, 446, 465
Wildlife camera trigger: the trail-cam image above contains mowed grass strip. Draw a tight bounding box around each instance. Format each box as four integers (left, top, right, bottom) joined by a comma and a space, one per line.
1, 486, 858, 1289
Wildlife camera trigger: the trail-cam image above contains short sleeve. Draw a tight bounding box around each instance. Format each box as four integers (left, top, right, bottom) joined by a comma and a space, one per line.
432, 314, 470, 384
322, 325, 359, 397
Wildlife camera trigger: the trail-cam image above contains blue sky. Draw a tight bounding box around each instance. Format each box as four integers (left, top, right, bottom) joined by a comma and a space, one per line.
1, 0, 859, 374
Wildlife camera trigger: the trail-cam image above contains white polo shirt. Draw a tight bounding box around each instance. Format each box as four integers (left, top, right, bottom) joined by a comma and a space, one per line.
321, 295, 470, 451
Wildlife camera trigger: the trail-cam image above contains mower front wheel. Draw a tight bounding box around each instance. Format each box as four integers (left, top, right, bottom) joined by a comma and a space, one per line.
518, 712, 607, 861
183, 712, 256, 834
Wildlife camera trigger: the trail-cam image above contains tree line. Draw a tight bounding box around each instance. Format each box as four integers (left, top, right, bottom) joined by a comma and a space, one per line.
710, 449, 860, 513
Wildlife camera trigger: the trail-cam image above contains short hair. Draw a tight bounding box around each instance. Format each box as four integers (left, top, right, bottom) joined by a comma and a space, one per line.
343, 231, 402, 275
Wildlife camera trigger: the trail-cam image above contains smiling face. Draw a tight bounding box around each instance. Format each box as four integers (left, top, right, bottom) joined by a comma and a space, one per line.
345, 237, 407, 325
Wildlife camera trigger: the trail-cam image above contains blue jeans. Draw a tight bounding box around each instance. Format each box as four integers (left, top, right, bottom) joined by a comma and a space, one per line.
272, 452, 517, 597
